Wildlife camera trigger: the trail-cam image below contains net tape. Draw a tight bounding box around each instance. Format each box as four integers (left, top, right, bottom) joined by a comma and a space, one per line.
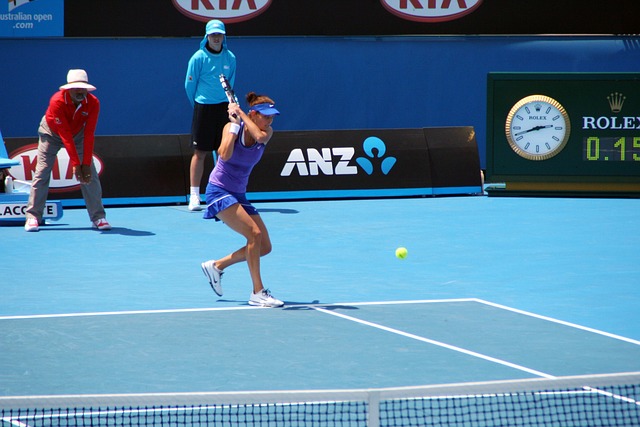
1, 372, 639, 427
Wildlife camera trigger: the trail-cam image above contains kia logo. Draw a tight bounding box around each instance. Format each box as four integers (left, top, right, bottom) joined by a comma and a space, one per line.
9, 144, 104, 193
172, 0, 273, 23
380, 0, 483, 22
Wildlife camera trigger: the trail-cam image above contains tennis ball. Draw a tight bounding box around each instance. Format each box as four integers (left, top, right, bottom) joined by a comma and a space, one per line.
395, 247, 408, 259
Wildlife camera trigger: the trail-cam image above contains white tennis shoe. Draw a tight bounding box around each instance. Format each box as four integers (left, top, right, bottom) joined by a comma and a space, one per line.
201, 260, 223, 296
249, 289, 284, 308
92, 218, 112, 230
188, 194, 202, 211
24, 217, 39, 232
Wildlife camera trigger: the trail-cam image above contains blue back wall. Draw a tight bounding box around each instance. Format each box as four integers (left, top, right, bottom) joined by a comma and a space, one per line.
1, 36, 638, 168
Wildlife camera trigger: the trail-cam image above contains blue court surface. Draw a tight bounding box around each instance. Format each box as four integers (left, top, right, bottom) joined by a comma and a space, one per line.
1, 195, 639, 397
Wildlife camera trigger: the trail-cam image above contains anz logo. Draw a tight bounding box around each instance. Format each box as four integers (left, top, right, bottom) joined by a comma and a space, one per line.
280, 136, 397, 177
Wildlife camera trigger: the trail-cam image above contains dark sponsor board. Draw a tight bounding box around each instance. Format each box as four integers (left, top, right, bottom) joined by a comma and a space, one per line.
5, 127, 481, 204
63, 0, 637, 37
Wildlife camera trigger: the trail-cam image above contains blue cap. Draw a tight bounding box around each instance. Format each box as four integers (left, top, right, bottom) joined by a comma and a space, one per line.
206, 20, 226, 35
250, 103, 280, 116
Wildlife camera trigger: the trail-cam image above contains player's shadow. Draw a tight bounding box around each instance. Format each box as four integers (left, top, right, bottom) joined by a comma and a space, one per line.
215, 299, 359, 311
257, 208, 299, 215
283, 303, 359, 311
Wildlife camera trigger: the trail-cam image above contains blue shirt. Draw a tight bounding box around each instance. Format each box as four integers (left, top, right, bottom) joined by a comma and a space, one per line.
185, 36, 236, 107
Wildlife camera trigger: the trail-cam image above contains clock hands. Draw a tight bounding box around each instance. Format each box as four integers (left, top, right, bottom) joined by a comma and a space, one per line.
514, 124, 553, 136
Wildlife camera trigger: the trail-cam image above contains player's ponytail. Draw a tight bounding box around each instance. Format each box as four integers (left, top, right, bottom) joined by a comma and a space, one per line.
246, 92, 275, 107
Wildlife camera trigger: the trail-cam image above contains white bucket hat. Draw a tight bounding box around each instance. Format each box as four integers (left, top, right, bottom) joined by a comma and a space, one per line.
59, 69, 97, 91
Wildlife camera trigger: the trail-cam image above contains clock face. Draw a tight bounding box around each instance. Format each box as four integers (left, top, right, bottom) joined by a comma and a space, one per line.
505, 95, 571, 161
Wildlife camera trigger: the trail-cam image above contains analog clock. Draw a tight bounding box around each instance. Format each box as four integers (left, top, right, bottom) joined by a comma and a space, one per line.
505, 95, 571, 161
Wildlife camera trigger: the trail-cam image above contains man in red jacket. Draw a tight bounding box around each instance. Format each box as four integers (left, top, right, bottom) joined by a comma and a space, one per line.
24, 69, 111, 232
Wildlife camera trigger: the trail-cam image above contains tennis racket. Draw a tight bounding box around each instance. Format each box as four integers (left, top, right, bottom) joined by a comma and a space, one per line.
219, 73, 239, 118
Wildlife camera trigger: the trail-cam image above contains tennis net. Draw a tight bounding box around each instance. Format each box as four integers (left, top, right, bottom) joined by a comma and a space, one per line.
1, 372, 638, 426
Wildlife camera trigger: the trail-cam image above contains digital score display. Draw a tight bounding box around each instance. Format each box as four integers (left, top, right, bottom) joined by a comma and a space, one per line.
583, 136, 640, 162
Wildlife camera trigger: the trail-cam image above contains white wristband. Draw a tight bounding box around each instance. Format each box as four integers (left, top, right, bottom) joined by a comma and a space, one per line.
229, 123, 240, 135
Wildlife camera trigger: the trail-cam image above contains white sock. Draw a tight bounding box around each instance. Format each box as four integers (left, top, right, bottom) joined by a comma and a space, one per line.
190, 187, 200, 197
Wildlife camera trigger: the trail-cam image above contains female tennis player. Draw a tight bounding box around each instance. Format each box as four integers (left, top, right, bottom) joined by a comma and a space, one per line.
200, 92, 283, 308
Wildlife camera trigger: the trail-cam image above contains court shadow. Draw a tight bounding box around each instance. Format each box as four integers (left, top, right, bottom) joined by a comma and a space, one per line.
256, 208, 299, 215
0, 222, 29, 227
40, 226, 155, 236
214, 300, 359, 311
283, 302, 360, 311
97, 227, 156, 236
216, 299, 249, 305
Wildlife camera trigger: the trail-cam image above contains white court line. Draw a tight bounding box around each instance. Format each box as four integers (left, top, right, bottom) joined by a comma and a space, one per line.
583, 385, 640, 406
0, 298, 475, 321
311, 306, 557, 379
473, 299, 640, 347
0, 306, 259, 320
1, 297, 638, 348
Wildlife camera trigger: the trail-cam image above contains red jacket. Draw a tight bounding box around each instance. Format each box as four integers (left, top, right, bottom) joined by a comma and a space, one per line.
45, 90, 100, 167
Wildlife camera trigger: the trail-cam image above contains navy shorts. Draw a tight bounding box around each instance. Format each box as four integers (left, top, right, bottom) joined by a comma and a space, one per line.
190, 102, 227, 152
203, 182, 259, 221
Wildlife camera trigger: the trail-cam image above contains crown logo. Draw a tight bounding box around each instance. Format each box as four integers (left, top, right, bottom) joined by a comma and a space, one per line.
607, 92, 626, 113
534, 104, 542, 112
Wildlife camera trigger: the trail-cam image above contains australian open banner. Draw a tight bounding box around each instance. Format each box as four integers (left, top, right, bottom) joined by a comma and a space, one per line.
0, 0, 63, 37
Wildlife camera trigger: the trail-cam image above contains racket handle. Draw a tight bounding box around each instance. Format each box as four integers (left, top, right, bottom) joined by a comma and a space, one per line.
219, 73, 238, 118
